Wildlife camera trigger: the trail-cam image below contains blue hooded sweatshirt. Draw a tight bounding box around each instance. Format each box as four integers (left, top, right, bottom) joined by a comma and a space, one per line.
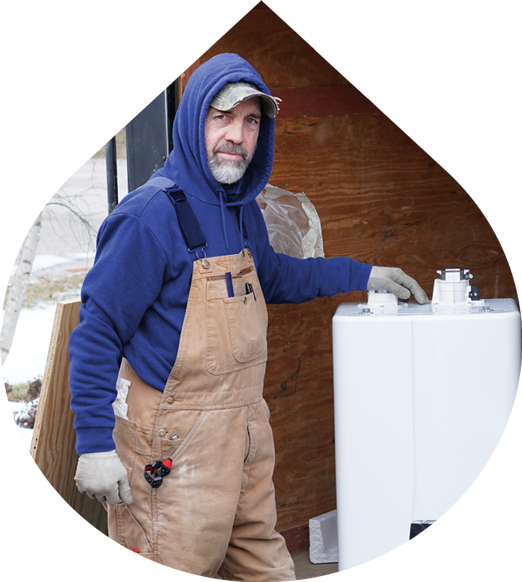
69, 53, 372, 455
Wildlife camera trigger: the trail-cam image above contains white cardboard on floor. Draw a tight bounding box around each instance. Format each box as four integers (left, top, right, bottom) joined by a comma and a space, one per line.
309, 509, 338, 564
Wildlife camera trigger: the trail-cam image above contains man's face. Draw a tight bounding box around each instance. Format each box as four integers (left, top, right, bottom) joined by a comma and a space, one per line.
204, 97, 261, 184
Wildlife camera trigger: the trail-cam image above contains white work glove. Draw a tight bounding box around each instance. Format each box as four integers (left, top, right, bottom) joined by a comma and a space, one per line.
368, 266, 428, 304
74, 450, 134, 505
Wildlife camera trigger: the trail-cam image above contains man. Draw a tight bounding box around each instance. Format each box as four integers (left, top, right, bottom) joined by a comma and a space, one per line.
70, 53, 427, 580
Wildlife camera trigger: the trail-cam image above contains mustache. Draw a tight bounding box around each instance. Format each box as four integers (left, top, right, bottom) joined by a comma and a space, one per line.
213, 140, 248, 159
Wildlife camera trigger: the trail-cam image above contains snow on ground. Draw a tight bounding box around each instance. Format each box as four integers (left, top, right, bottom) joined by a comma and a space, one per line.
1, 301, 61, 384
0, 303, 56, 509
2, 157, 116, 451
9, 252, 96, 281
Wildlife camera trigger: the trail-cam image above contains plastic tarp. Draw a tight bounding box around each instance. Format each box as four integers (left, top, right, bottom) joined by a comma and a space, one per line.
256, 184, 324, 259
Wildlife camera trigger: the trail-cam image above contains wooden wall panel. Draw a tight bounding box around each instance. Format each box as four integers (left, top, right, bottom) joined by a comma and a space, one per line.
191, 4, 518, 532
265, 299, 340, 529
200, 9, 522, 87
265, 108, 522, 529
271, 108, 522, 308
270, 81, 522, 120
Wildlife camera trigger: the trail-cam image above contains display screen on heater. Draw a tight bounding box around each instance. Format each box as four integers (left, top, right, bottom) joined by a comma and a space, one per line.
415, 544, 444, 558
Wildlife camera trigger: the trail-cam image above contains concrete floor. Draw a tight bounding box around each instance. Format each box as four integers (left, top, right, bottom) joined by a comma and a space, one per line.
293, 551, 338, 580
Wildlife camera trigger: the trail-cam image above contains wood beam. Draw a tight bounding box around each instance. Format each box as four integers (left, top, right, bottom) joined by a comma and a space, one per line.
270, 81, 522, 117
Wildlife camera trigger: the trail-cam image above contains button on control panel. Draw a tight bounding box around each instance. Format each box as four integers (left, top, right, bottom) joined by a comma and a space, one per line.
417, 566, 444, 582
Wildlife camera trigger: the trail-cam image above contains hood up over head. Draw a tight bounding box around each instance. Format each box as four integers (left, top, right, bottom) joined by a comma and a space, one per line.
163, 53, 276, 208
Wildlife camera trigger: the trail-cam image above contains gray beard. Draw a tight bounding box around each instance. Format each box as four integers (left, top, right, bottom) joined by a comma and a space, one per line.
208, 155, 249, 184
207, 142, 255, 184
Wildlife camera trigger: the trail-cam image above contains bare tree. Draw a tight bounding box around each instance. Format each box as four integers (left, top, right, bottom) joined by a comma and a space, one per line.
0, 0, 58, 366
0, 0, 126, 368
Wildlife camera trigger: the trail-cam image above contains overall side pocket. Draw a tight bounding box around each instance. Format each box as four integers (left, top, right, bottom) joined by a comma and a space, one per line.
108, 416, 155, 556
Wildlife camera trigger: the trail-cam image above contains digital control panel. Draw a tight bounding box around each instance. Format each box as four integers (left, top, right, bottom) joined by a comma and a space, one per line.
408, 520, 453, 582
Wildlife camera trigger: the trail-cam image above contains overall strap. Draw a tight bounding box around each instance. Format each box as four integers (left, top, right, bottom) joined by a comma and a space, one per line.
148, 176, 207, 255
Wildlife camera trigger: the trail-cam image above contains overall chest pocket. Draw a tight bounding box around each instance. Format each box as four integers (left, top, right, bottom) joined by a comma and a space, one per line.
205, 271, 268, 375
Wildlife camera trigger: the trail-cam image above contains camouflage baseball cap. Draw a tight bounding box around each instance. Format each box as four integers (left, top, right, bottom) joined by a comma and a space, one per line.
210, 81, 281, 118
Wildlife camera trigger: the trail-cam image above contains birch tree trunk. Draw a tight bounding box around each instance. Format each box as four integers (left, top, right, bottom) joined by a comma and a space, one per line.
0, 0, 59, 367
0, 0, 14, 164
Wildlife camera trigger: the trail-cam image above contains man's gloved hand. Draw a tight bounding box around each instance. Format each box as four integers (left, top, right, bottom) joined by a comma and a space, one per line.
74, 450, 133, 505
368, 266, 428, 304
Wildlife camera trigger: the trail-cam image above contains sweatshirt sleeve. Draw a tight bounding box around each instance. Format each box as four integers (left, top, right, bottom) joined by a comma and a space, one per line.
69, 213, 169, 455
248, 201, 372, 304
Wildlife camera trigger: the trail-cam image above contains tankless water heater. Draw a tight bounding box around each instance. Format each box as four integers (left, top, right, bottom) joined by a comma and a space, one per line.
333, 269, 520, 570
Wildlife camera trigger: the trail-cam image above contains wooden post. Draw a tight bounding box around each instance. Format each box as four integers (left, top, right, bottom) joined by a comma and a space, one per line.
5, 301, 109, 582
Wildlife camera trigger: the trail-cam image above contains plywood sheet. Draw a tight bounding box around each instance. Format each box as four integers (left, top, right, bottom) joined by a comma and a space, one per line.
266, 299, 340, 529
196, 4, 522, 530
200, 9, 522, 87
6, 301, 109, 582
270, 81, 522, 119
271, 108, 522, 307
265, 108, 522, 529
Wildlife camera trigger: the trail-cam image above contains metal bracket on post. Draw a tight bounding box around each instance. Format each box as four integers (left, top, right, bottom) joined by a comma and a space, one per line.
114, 6, 157, 57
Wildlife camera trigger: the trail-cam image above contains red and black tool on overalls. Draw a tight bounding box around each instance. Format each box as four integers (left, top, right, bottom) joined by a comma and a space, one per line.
144, 458, 173, 488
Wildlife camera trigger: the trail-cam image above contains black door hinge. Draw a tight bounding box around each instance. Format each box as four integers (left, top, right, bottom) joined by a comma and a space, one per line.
113, 6, 156, 57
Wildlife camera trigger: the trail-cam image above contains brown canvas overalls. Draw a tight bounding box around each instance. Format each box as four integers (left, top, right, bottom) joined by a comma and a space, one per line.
106, 235, 296, 580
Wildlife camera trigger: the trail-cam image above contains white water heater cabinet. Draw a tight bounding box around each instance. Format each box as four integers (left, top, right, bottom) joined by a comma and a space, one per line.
333, 269, 522, 582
